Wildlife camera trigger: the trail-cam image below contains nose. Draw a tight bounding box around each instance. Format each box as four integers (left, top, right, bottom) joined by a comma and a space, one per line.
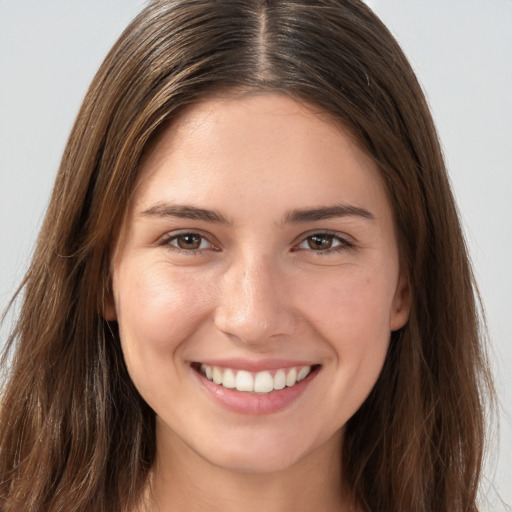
214, 255, 297, 347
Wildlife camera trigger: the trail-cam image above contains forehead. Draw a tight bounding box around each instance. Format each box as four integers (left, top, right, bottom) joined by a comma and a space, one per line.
133, 93, 389, 215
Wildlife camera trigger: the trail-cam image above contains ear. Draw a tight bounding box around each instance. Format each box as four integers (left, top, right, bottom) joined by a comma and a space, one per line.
390, 270, 411, 331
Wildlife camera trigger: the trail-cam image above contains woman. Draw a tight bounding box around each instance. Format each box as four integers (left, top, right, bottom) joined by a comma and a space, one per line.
0, 1, 495, 511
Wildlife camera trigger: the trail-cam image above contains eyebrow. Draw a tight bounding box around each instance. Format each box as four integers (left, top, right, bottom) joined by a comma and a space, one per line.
140, 203, 231, 224
282, 204, 375, 223
140, 202, 374, 225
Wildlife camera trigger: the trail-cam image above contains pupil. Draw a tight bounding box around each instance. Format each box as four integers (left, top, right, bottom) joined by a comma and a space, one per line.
178, 234, 201, 250
308, 235, 333, 250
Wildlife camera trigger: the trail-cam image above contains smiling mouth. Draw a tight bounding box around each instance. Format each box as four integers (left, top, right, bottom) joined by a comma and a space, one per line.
192, 363, 320, 394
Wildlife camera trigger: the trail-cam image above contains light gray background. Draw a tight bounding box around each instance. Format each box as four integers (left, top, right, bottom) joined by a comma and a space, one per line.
1, 1, 510, 509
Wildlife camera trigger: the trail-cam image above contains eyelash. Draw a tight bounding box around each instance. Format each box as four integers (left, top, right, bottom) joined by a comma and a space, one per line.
159, 231, 218, 254
292, 232, 354, 255
159, 231, 354, 255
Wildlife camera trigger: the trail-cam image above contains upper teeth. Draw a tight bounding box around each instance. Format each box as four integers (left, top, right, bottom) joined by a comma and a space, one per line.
200, 364, 312, 394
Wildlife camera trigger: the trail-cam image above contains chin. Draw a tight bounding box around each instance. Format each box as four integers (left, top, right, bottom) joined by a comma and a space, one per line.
206, 445, 302, 474
194, 427, 335, 475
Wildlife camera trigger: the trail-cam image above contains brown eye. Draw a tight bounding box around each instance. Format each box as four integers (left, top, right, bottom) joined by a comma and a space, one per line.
176, 234, 202, 250
307, 234, 335, 250
163, 231, 219, 253
292, 232, 352, 254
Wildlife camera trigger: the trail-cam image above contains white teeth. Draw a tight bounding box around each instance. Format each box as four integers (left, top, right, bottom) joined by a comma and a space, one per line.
254, 371, 274, 393
236, 370, 254, 392
285, 367, 297, 387
212, 366, 223, 385
297, 366, 310, 382
223, 368, 236, 389
199, 364, 313, 394
274, 369, 286, 390
200, 364, 212, 380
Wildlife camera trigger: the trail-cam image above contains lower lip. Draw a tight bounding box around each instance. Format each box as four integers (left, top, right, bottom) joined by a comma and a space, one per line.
192, 366, 319, 415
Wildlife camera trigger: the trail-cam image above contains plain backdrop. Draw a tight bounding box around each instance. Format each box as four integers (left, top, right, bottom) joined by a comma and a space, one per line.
1, 1, 511, 509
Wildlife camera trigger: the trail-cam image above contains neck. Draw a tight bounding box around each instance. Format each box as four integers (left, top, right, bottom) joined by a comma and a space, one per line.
144, 425, 353, 512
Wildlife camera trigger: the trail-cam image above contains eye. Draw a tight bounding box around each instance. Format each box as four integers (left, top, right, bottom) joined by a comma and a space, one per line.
304, 234, 337, 251
161, 232, 216, 252
293, 232, 353, 253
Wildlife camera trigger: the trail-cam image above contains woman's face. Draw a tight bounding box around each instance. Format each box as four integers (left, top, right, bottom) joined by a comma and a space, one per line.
107, 94, 410, 474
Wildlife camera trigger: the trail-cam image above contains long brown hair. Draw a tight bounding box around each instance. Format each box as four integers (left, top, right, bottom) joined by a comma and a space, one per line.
0, 1, 494, 510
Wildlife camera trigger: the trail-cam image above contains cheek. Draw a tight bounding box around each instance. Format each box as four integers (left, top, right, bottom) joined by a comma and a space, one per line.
296, 263, 396, 380
299, 264, 397, 335
114, 261, 213, 363
297, 267, 395, 418
113, 261, 219, 413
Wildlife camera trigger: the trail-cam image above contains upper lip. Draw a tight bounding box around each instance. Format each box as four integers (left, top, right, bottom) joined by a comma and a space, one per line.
191, 358, 319, 372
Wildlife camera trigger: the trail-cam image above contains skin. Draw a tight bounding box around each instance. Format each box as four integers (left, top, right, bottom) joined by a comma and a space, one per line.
106, 93, 410, 512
